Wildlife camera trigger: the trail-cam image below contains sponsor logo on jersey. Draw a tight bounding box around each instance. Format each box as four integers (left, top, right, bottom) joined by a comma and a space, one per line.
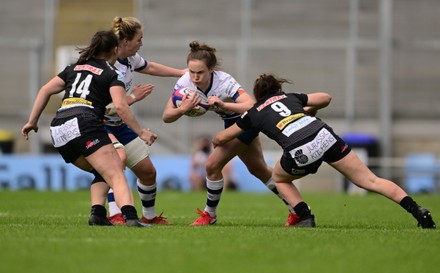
256, 95, 287, 111
224, 80, 241, 97
293, 149, 309, 164
74, 64, 103, 75
125, 78, 133, 91
85, 139, 100, 149
289, 128, 336, 166
282, 116, 316, 136
340, 144, 349, 153
50, 118, 81, 148
276, 113, 305, 129
61, 98, 92, 107
291, 168, 306, 175
174, 83, 185, 91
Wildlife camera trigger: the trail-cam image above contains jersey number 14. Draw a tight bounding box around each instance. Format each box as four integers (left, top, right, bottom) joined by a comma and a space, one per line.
69, 73, 92, 99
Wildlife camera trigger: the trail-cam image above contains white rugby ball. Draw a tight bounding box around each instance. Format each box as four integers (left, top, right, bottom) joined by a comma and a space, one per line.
172, 87, 210, 117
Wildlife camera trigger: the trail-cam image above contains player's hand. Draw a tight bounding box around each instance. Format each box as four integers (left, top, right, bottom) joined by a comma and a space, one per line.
207, 96, 225, 110
304, 106, 318, 117
21, 122, 38, 140
180, 92, 202, 113
139, 128, 158, 145
131, 84, 154, 103
105, 103, 116, 115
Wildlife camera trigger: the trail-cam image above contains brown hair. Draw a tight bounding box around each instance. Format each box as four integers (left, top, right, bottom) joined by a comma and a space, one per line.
187, 41, 219, 69
112, 16, 142, 41
253, 74, 291, 101
76, 30, 118, 65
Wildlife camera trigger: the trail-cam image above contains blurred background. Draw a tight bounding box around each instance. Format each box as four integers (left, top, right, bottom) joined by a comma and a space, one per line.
1, 0, 439, 193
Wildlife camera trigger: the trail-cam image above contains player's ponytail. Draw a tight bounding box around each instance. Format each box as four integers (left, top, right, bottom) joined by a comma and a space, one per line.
112, 16, 142, 41
76, 30, 118, 64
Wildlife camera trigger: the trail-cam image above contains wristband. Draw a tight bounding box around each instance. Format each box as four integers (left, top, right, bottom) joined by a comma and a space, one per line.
130, 93, 136, 101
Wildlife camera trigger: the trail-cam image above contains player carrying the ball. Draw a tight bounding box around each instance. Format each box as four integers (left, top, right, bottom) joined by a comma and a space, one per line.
162, 41, 313, 227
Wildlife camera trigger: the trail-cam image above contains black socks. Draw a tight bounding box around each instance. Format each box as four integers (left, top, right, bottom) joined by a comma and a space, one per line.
400, 196, 417, 212
90, 204, 107, 217
89, 205, 112, 226
121, 205, 139, 221
294, 201, 313, 219
400, 196, 420, 217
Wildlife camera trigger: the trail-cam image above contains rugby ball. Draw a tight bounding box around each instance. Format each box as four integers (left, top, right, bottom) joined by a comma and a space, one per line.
172, 87, 210, 117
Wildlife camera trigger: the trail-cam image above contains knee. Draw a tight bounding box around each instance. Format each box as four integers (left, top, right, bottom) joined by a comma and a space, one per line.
205, 159, 223, 177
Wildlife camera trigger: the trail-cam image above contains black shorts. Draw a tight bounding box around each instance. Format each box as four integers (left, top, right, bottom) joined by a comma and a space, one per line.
280, 125, 351, 175
50, 108, 112, 163
224, 117, 259, 145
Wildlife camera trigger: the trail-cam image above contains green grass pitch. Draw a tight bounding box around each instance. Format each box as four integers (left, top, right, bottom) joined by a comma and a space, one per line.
0, 190, 439, 273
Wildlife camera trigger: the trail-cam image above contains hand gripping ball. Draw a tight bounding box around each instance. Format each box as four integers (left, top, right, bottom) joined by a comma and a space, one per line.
172, 87, 210, 117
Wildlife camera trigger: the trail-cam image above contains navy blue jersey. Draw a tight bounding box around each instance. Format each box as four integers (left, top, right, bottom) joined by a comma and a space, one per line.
57, 58, 125, 118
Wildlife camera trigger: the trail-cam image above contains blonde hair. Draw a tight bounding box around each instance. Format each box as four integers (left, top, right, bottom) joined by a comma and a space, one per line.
111, 16, 142, 41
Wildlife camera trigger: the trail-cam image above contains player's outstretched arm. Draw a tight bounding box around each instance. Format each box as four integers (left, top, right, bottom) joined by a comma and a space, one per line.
306, 92, 332, 109
213, 123, 244, 146
140, 61, 186, 78
127, 84, 154, 105
303, 92, 332, 116
22, 76, 65, 140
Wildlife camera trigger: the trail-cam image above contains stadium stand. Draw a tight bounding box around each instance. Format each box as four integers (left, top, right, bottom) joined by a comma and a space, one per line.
1, 0, 440, 191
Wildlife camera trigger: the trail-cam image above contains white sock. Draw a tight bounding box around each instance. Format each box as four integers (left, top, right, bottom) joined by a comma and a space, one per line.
204, 178, 224, 216
107, 188, 122, 216
137, 180, 157, 219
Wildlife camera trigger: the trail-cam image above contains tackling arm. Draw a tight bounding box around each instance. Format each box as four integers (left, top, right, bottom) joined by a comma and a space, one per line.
304, 92, 332, 116
212, 123, 244, 146
208, 90, 255, 115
